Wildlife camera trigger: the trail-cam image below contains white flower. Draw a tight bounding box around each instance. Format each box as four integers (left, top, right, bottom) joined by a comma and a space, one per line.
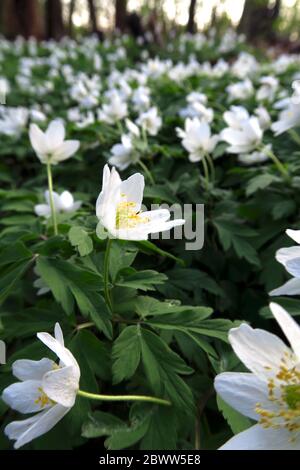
136, 107, 162, 136
108, 135, 137, 171
2, 323, 80, 449
221, 116, 263, 154
34, 190, 82, 218
215, 303, 300, 450
176, 118, 219, 162
237, 146, 270, 165
223, 106, 250, 129
131, 86, 151, 111
270, 229, 300, 296
29, 120, 80, 165
256, 76, 279, 102
0, 106, 28, 137
271, 102, 300, 135
96, 165, 185, 240
255, 106, 271, 130
97, 91, 128, 124
226, 79, 254, 101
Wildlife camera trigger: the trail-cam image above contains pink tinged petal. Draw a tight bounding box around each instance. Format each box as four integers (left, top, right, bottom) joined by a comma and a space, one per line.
12, 404, 70, 449
2, 380, 51, 414
269, 278, 300, 296
219, 424, 300, 450
52, 140, 79, 162
120, 172, 145, 212
45, 120, 65, 148
215, 372, 272, 421
12, 358, 54, 381
29, 124, 48, 157
269, 303, 300, 360
228, 323, 294, 380
286, 229, 300, 245
42, 365, 78, 407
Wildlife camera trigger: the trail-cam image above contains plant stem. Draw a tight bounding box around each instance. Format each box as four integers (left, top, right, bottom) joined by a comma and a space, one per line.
104, 237, 113, 312
201, 156, 210, 189
46, 160, 58, 235
77, 389, 171, 406
138, 159, 155, 185
205, 152, 215, 182
260, 145, 289, 179
289, 129, 300, 146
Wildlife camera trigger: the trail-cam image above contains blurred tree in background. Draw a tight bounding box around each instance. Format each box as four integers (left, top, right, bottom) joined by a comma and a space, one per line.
0, 0, 299, 46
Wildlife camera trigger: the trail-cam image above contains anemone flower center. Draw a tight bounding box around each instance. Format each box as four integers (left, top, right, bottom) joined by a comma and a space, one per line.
116, 197, 149, 230
35, 387, 55, 409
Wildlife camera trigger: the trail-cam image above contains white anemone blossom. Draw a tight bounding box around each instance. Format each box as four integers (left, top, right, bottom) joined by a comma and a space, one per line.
96, 165, 185, 240
34, 190, 82, 218
226, 78, 254, 101
215, 303, 300, 450
272, 80, 300, 135
220, 116, 263, 154
176, 118, 219, 163
29, 120, 80, 165
270, 229, 300, 296
136, 107, 162, 136
97, 91, 128, 124
2, 323, 80, 449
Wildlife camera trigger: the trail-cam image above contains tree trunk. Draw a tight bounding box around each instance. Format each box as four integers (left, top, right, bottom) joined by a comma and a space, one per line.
87, 0, 98, 33
238, 0, 280, 40
45, 0, 65, 40
186, 0, 197, 34
115, 0, 127, 32
68, 0, 76, 36
2, 0, 43, 39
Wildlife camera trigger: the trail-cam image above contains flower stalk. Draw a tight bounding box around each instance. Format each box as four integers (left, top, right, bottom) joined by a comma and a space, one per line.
104, 237, 113, 312
77, 389, 171, 406
46, 159, 58, 235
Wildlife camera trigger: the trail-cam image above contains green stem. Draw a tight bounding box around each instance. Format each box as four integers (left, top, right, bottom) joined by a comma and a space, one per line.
138, 159, 155, 185
46, 160, 58, 235
289, 129, 300, 146
205, 152, 215, 182
104, 237, 113, 312
77, 389, 171, 406
201, 156, 210, 189
260, 145, 289, 179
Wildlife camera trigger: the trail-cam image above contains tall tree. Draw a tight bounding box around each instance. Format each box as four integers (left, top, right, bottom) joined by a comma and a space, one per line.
115, 0, 127, 32
186, 0, 197, 34
68, 0, 76, 36
87, 0, 98, 33
45, 0, 65, 40
238, 0, 281, 40
2, 0, 43, 39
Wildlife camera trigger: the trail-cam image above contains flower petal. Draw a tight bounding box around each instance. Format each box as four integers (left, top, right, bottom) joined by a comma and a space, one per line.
286, 229, 300, 244
37, 330, 79, 376
120, 172, 144, 212
10, 404, 70, 449
2, 380, 51, 413
45, 120, 65, 147
269, 277, 300, 296
42, 365, 79, 407
269, 302, 300, 360
220, 424, 300, 450
29, 124, 48, 159
229, 323, 294, 380
52, 140, 79, 162
215, 372, 272, 420
12, 358, 54, 381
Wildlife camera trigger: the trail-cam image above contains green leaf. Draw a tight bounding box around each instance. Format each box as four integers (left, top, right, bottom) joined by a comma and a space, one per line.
217, 396, 252, 435
246, 174, 279, 196
36, 257, 112, 338
115, 268, 167, 291
82, 411, 125, 438
112, 325, 141, 383
68, 226, 93, 257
